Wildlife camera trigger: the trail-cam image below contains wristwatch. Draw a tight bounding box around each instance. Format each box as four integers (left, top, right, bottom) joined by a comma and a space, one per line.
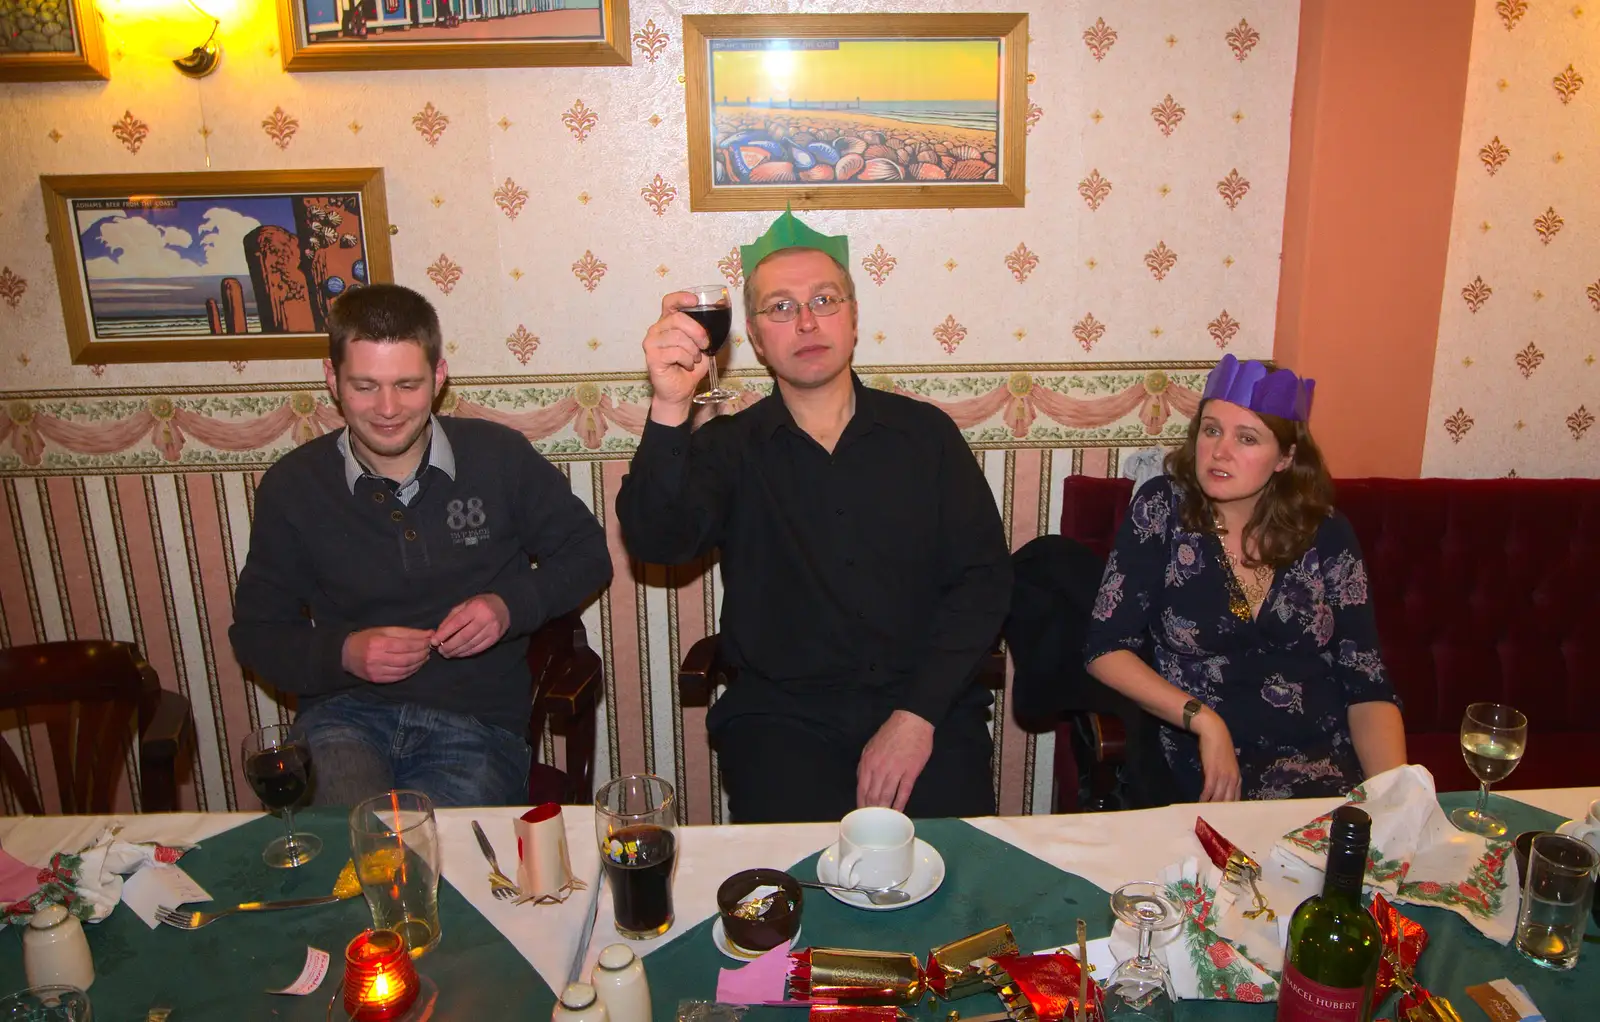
1182, 698, 1203, 732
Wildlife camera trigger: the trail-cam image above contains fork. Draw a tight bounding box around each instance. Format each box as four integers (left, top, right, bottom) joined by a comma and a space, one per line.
471, 819, 522, 900
154, 893, 342, 929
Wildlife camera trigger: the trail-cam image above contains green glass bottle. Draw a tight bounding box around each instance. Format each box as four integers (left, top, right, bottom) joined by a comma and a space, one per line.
1276, 806, 1381, 1022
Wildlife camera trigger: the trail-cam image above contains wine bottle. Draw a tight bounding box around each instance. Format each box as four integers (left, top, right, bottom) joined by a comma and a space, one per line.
1276, 806, 1382, 1022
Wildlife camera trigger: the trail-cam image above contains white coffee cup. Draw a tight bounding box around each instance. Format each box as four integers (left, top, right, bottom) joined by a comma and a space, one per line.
1556, 799, 1600, 856
836, 807, 915, 890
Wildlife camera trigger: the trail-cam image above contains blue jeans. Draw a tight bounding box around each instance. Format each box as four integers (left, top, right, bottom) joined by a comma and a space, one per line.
291, 693, 531, 807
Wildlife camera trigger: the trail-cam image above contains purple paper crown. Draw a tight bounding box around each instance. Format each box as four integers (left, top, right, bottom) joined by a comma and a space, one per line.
1200, 354, 1315, 422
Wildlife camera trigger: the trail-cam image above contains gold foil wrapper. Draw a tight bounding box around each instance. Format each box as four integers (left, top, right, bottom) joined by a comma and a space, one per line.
1403, 996, 1465, 1022
928, 925, 1020, 1000
803, 949, 925, 1003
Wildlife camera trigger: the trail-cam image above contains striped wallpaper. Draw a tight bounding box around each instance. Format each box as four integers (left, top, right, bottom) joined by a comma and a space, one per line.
0, 369, 1187, 823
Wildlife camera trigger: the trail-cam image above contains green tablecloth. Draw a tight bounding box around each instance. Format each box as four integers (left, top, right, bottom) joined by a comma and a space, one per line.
3, 796, 1595, 1020
647, 798, 1599, 1022
0, 807, 555, 1020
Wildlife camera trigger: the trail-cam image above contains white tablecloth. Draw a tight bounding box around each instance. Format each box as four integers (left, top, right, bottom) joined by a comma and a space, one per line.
3, 787, 1595, 999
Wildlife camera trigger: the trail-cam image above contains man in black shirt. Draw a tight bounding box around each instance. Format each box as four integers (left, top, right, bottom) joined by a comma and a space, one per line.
230, 285, 611, 807
617, 211, 1011, 822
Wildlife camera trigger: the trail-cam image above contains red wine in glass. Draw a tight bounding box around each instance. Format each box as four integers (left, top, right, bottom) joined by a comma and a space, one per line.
241, 725, 322, 868
246, 745, 310, 810
683, 305, 732, 356
684, 284, 737, 405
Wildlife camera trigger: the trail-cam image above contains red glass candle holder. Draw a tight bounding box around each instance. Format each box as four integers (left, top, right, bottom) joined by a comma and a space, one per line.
343, 929, 420, 1021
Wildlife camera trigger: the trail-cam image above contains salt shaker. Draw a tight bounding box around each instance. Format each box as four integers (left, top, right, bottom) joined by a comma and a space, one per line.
592, 943, 651, 1022
553, 982, 610, 1022
23, 904, 95, 991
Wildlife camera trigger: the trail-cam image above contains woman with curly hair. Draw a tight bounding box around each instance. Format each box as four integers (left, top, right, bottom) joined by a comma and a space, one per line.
1084, 355, 1406, 802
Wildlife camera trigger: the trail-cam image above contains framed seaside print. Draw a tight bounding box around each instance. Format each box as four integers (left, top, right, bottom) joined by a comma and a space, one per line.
40, 169, 393, 365
683, 13, 1027, 211
0, 0, 109, 82
276, 0, 630, 71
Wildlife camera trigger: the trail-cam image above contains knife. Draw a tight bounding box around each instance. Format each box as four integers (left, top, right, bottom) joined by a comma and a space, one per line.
567, 863, 605, 987
470, 819, 509, 878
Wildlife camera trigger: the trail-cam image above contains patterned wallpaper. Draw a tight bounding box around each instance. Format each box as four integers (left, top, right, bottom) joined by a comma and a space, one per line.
1422, 0, 1597, 476
0, 0, 1295, 387
0, 0, 1299, 818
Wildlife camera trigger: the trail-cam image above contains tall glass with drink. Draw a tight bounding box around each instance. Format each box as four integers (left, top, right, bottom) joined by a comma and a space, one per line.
241, 724, 321, 868
349, 790, 442, 958
595, 774, 677, 939
1514, 833, 1598, 970
682, 284, 736, 406
1450, 702, 1527, 837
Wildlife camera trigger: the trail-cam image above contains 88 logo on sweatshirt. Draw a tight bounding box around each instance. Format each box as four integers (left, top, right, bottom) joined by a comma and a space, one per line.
446, 497, 490, 546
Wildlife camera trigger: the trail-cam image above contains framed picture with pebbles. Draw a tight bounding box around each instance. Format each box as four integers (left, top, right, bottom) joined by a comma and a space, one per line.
0, 0, 109, 81
39, 169, 394, 365
276, 0, 630, 72
683, 13, 1028, 211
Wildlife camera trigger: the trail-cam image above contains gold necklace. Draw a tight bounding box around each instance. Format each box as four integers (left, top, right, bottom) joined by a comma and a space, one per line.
1212, 507, 1273, 620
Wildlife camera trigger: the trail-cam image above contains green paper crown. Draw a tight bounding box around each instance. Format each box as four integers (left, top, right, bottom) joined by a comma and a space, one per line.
739, 206, 850, 279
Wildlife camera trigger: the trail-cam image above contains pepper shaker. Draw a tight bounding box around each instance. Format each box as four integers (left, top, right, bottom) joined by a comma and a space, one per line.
592, 943, 651, 1022
554, 982, 610, 1022
23, 904, 94, 991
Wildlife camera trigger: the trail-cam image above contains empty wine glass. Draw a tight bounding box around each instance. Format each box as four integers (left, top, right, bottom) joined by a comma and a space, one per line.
682, 283, 736, 406
241, 724, 321, 868
1105, 881, 1184, 1022
1451, 702, 1528, 838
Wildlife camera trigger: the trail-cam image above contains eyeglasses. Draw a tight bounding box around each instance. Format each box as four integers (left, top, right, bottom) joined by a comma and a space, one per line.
754, 294, 854, 323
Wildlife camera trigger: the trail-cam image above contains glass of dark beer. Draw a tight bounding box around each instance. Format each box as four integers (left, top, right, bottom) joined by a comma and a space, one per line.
595, 774, 677, 939
682, 284, 737, 406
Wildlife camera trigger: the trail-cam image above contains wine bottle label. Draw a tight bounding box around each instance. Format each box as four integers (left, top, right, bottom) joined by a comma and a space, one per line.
1276, 963, 1368, 1022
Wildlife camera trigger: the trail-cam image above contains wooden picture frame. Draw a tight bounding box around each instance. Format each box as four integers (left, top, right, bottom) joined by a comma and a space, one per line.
276, 0, 630, 72
683, 13, 1027, 211
40, 169, 394, 365
0, 0, 109, 82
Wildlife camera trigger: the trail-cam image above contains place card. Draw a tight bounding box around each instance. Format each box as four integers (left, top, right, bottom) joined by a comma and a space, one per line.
121, 865, 211, 929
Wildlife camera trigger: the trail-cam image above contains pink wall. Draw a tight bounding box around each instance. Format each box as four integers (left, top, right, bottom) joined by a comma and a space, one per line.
1275, 0, 1477, 478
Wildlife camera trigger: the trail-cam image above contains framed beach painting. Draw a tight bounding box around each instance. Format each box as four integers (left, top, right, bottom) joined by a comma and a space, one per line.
0, 0, 109, 81
40, 169, 394, 365
276, 0, 630, 71
683, 13, 1028, 211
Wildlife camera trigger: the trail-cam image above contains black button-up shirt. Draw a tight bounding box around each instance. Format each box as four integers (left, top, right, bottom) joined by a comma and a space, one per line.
616, 375, 1011, 727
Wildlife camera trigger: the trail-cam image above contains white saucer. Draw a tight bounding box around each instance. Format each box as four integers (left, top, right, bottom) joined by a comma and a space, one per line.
712, 916, 801, 962
815, 838, 944, 911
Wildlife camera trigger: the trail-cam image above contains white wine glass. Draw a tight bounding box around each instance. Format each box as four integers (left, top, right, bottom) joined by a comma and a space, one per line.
1451, 702, 1527, 838
1105, 881, 1184, 1022
682, 283, 736, 406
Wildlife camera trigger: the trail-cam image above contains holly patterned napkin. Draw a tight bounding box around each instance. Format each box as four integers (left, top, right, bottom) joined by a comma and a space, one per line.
1109, 856, 1283, 1002
2, 826, 191, 926
1273, 765, 1519, 944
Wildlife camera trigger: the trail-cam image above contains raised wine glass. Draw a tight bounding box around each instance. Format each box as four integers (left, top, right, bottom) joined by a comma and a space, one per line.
683, 283, 736, 406
241, 724, 321, 868
1105, 881, 1184, 1022
1450, 701, 1528, 838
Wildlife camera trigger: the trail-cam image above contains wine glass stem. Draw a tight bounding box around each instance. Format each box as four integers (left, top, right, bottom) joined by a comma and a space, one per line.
281, 806, 298, 853
706, 354, 721, 395
1135, 923, 1153, 967
1476, 779, 1490, 819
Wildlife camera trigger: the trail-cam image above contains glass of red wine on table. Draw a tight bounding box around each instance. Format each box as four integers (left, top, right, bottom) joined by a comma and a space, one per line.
242, 724, 321, 868
682, 283, 736, 406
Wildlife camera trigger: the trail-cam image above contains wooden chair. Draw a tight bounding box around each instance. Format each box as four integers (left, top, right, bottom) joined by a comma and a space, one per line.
0, 640, 195, 814
525, 611, 603, 804
680, 634, 1126, 813
678, 634, 1009, 708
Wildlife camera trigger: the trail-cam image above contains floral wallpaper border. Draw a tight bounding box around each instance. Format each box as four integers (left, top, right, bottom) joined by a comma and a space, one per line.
0, 361, 1212, 475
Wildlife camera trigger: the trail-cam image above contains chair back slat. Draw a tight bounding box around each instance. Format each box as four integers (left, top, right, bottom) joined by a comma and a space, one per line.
0, 641, 147, 815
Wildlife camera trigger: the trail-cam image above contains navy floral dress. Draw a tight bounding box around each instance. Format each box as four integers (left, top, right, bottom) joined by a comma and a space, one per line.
1083, 476, 1398, 801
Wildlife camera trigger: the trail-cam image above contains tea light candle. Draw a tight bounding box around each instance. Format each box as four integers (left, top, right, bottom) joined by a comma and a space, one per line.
343, 929, 420, 1021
